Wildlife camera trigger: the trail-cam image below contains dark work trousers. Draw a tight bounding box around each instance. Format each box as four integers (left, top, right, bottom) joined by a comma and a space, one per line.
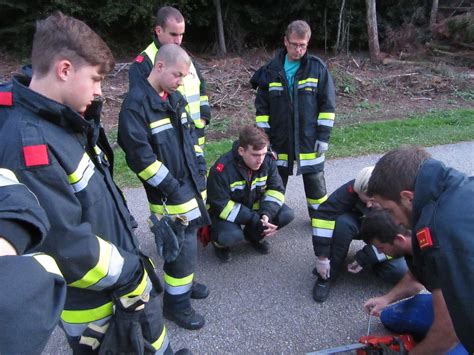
66, 291, 172, 354
163, 227, 198, 312
328, 212, 407, 283
211, 204, 295, 246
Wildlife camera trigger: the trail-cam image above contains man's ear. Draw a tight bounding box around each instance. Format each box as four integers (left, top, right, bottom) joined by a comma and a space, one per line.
237, 146, 245, 157
400, 190, 414, 204
56, 60, 73, 81
155, 25, 163, 36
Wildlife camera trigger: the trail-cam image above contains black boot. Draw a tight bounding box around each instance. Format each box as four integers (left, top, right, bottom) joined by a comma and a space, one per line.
312, 277, 332, 303
164, 307, 205, 330
249, 239, 270, 254
212, 241, 232, 262
191, 281, 209, 299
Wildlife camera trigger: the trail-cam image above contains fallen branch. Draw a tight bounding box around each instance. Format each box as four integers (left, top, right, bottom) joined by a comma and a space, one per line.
410, 97, 432, 101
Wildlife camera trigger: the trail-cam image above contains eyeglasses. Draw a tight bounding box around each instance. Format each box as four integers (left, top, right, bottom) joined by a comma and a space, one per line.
287, 41, 308, 50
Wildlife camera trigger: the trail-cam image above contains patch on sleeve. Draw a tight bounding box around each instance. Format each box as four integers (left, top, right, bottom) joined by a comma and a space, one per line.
416, 227, 434, 250
348, 184, 354, 194
134, 54, 144, 63
0, 92, 13, 106
23, 144, 50, 167
216, 163, 224, 173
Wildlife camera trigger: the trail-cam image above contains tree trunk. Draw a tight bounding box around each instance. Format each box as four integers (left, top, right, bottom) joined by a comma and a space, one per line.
214, 0, 227, 55
335, 0, 346, 52
366, 0, 380, 62
430, 0, 439, 32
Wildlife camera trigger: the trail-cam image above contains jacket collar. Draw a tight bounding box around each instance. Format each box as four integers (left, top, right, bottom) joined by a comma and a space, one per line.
269, 48, 309, 71
13, 75, 92, 133
137, 76, 185, 113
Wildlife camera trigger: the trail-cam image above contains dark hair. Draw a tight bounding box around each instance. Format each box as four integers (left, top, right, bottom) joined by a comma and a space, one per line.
361, 209, 410, 245
154, 6, 184, 28
31, 11, 115, 78
368, 145, 430, 202
238, 125, 269, 150
285, 20, 311, 39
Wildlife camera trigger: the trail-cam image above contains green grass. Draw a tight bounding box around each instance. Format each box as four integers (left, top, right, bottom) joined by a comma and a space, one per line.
111, 108, 474, 188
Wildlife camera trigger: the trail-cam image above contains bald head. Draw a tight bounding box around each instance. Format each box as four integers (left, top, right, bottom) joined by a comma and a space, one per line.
155, 43, 190, 67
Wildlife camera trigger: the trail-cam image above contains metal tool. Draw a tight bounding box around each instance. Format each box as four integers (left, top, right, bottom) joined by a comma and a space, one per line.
366, 313, 372, 338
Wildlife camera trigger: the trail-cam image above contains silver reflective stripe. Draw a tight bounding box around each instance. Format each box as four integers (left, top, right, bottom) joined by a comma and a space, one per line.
256, 122, 270, 129
165, 282, 192, 295
269, 86, 284, 91
151, 124, 172, 135
263, 195, 284, 206
298, 82, 318, 89
88, 245, 124, 291
146, 165, 170, 187
186, 94, 200, 103
318, 119, 335, 128
307, 202, 322, 210
61, 316, 111, 337
182, 207, 201, 222
154, 332, 170, 355
276, 160, 288, 167
313, 228, 333, 238
300, 155, 325, 167
230, 184, 245, 192
200, 99, 209, 106
227, 203, 242, 223
71, 161, 95, 193
372, 245, 388, 262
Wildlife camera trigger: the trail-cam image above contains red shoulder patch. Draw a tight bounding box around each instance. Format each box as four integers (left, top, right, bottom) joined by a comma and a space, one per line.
216, 163, 224, 173
416, 227, 433, 250
0, 92, 13, 106
23, 144, 49, 167
348, 184, 354, 194
134, 55, 145, 63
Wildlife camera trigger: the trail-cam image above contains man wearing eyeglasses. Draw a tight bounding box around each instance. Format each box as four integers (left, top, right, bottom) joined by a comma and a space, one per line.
250, 20, 336, 291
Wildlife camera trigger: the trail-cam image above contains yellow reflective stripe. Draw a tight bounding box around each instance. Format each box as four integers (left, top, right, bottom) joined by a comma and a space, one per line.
278, 153, 288, 160
300, 152, 317, 160
230, 180, 246, 188
122, 269, 148, 298
220, 200, 235, 219
269, 82, 282, 87
61, 302, 113, 324
312, 219, 335, 229
164, 273, 194, 287
144, 42, 158, 64
265, 189, 285, 202
298, 78, 318, 85
69, 238, 111, 288
256, 115, 269, 123
307, 195, 328, 205
68, 153, 89, 184
201, 189, 207, 200
150, 118, 171, 129
152, 326, 168, 350
252, 201, 260, 210
194, 145, 203, 154
198, 136, 206, 146
139, 161, 161, 181
318, 112, 335, 120
32, 254, 63, 277
200, 95, 209, 104
149, 198, 198, 215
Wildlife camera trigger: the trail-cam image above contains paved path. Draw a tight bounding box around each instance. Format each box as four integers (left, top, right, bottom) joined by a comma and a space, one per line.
44, 141, 474, 354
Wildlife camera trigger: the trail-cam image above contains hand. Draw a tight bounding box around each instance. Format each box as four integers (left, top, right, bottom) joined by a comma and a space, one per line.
364, 295, 390, 316
314, 140, 329, 154
261, 215, 278, 237
0, 237, 17, 256
347, 260, 363, 274
315, 257, 331, 280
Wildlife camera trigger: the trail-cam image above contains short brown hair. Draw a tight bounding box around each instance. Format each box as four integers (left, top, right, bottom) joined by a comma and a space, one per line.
154, 6, 184, 28
238, 125, 269, 150
31, 11, 115, 78
285, 20, 311, 39
368, 145, 430, 202
361, 209, 410, 245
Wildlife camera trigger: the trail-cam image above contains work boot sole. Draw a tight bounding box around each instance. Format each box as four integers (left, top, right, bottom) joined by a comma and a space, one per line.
163, 308, 205, 330
191, 281, 210, 299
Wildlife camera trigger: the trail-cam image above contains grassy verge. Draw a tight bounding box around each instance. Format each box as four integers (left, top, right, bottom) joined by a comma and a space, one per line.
111, 108, 474, 188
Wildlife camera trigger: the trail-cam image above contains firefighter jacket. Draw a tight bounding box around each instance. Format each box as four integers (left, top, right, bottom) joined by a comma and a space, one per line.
312, 180, 390, 267
129, 35, 211, 146
207, 141, 286, 225
251, 49, 336, 175
410, 158, 474, 352
0, 76, 152, 341
118, 76, 210, 228
0, 168, 66, 353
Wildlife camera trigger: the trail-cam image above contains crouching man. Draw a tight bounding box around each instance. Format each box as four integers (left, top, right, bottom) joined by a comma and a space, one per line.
207, 125, 295, 262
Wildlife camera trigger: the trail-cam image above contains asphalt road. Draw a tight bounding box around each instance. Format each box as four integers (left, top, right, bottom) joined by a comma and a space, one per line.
44, 141, 474, 354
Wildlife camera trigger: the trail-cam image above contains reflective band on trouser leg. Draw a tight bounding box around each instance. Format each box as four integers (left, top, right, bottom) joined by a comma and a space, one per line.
317, 112, 335, 127
277, 153, 288, 168
256, 115, 270, 129
299, 152, 325, 167
149, 198, 201, 222
61, 302, 113, 337
68, 237, 124, 291
312, 219, 335, 239
152, 326, 170, 355
163, 273, 194, 295
306, 195, 328, 211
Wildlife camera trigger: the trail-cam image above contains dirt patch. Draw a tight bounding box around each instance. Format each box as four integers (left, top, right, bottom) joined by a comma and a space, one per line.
1, 49, 473, 139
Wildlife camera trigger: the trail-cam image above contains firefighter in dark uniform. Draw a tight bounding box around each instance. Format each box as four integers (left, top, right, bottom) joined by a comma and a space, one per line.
0, 168, 66, 354
312, 166, 407, 302
129, 6, 211, 149
361, 209, 468, 354
119, 44, 210, 331
367, 145, 474, 353
0, 13, 181, 354
207, 125, 295, 262
250, 20, 336, 267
